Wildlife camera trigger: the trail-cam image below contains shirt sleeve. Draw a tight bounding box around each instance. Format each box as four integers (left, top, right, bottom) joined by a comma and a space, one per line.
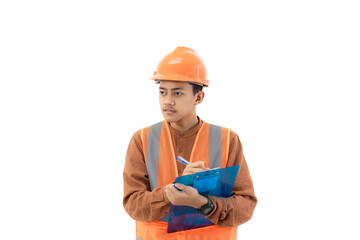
122, 130, 170, 222
205, 131, 257, 227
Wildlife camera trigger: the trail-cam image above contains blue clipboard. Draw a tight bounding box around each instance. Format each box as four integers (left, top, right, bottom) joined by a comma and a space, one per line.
167, 165, 239, 233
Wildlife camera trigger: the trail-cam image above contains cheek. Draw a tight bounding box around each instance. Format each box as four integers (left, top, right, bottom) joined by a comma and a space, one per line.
178, 100, 194, 112
159, 96, 164, 104
184, 97, 196, 107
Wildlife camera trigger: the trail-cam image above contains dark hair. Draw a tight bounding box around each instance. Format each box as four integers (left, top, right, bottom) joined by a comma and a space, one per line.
156, 80, 203, 95
190, 83, 203, 95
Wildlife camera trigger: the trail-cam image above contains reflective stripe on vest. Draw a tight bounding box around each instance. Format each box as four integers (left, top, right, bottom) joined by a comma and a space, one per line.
136, 120, 237, 240
146, 121, 162, 190
209, 124, 222, 169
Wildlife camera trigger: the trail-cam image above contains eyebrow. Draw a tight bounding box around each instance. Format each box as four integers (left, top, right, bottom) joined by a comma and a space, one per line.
159, 87, 184, 91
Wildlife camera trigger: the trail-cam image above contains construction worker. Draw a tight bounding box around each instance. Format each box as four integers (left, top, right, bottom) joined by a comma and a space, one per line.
123, 46, 257, 240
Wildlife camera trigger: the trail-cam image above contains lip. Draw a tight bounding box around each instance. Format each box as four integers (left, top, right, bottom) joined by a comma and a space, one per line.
163, 108, 176, 114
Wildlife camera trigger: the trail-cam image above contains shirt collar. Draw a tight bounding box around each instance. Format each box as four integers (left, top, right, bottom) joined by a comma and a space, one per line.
168, 117, 203, 138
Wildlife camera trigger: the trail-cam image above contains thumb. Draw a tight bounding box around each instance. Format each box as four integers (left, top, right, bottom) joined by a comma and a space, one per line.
174, 183, 188, 191
175, 183, 197, 194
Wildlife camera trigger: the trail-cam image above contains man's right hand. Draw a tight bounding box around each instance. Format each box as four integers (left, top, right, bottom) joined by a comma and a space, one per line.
182, 161, 208, 176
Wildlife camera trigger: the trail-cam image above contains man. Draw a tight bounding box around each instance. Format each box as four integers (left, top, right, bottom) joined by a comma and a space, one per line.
123, 46, 257, 240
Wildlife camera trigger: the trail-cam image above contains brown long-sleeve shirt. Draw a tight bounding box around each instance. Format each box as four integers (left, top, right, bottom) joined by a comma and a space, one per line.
123, 119, 257, 227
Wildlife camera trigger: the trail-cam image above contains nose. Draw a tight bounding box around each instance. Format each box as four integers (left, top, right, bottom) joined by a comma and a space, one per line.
164, 95, 175, 106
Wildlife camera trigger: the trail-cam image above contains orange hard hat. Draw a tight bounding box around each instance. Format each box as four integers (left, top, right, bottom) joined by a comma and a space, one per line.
151, 46, 209, 87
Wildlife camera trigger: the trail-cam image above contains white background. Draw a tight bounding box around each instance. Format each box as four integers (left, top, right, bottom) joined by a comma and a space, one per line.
1, 0, 359, 239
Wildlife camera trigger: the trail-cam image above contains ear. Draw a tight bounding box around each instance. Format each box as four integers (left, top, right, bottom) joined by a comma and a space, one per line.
194, 91, 205, 105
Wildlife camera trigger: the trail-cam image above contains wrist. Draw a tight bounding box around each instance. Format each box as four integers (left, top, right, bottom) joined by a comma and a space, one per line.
194, 195, 208, 209
197, 196, 215, 215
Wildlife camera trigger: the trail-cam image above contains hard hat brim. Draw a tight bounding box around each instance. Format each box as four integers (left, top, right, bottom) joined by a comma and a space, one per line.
150, 73, 209, 87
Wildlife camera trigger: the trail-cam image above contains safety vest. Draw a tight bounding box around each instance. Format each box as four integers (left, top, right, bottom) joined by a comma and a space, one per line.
137, 120, 238, 240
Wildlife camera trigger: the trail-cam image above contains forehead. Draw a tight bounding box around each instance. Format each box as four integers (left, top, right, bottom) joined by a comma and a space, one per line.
159, 80, 192, 90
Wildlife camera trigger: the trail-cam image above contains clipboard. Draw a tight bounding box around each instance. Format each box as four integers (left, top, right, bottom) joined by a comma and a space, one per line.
167, 165, 239, 233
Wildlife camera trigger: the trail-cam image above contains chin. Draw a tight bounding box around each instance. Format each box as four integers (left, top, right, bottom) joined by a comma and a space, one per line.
162, 114, 179, 123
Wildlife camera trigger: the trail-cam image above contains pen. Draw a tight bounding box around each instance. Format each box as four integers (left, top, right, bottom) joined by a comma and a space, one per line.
176, 156, 190, 165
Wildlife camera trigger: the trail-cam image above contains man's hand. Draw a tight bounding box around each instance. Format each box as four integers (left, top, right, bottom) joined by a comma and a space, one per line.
182, 161, 208, 176
165, 183, 208, 209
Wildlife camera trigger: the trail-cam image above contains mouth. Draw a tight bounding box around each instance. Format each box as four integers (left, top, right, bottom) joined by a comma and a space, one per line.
163, 108, 176, 114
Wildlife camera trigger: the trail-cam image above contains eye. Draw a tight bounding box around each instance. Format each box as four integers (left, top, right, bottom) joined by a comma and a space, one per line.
159, 91, 166, 95
174, 92, 183, 96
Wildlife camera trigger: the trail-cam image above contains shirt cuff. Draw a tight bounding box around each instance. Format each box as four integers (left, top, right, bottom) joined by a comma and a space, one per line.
162, 186, 170, 204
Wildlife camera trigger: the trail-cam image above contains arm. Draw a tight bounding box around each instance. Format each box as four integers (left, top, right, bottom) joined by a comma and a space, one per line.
123, 131, 170, 222
205, 131, 257, 227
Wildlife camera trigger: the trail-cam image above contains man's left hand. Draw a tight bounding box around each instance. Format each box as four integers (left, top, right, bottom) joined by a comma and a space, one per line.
165, 183, 208, 209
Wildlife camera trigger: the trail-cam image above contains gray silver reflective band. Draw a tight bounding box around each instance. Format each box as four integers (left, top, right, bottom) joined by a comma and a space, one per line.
208, 124, 222, 169
146, 122, 162, 190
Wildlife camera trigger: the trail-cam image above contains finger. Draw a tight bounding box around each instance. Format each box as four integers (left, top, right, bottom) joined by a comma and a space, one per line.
175, 184, 196, 195
167, 185, 185, 203
165, 184, 177, 196
182, 169, 196, 176
184, 166, 206, 174
188, 161, 207, 169
168, 184, 184, 194
174, 183, 187, 191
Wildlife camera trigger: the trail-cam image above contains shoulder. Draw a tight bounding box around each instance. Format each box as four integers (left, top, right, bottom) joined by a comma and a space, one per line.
207, 122, 240, 140
128, 129, 143, 151
132, 129, 142, 140
209, 122, 242, 146
205, 121, 242, 145
131, 121, 163, 144
222, 127, 242, 149
138, 121, 163, 131
229, 129, 242, 148
229, 129, 240, 140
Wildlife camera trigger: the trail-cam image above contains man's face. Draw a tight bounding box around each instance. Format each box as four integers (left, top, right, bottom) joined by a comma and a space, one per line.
159, 81, 199, 124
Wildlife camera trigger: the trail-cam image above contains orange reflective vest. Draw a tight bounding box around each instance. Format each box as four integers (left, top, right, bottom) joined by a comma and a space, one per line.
137, 120, 238, 240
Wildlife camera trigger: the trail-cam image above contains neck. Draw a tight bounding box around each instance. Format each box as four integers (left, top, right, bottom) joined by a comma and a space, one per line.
169, 114, 199, 133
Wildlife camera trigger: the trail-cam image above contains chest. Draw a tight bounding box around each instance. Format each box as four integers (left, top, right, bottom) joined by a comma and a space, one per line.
171, 134, 197, 175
